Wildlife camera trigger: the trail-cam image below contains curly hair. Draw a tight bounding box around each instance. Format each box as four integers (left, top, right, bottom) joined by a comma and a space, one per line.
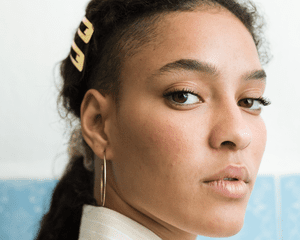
34, 0, 271, 239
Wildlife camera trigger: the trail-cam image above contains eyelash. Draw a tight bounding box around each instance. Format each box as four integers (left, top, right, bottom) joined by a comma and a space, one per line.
163, 88, 272, 108
163, 88, 200, 105
250, 96, 271, 106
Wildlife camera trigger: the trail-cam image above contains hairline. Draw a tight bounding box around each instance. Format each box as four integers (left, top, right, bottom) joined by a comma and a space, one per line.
92, 3, 247, 116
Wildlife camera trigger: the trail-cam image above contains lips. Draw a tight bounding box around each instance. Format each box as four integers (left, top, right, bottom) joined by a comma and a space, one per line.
203, 165, 250, 183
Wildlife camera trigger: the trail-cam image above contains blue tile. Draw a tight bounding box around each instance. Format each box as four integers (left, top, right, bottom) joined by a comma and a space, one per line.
0, 180, 58, 240
197, 176, 278, 240
281, 175, 300, 240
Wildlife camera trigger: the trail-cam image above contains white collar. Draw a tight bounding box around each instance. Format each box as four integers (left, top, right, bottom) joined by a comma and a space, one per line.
79, 204, 162, 240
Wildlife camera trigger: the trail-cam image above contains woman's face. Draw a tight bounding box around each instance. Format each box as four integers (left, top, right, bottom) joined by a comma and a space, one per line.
105, 9, 267, 239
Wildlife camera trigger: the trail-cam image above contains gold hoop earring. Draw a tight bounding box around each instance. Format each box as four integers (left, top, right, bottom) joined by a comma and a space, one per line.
100, 149, 107, 207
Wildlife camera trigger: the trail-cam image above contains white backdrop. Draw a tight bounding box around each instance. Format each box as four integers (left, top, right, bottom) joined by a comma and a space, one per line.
0, 0, 299, 179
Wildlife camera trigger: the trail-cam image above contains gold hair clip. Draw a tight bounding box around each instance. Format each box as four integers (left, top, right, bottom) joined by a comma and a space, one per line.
78, 16, 94, 44
70, 41, 85, 72
70, 16, 94, 72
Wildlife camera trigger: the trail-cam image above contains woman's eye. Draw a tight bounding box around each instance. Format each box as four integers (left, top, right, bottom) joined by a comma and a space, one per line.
163, 89, 201, 106
238, 97, 271, 111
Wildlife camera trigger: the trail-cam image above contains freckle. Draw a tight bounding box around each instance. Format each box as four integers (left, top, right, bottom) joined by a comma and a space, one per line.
170, 161, 176, 168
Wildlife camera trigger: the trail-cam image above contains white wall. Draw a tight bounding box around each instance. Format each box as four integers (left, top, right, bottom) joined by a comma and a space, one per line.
0, 0, 299, 179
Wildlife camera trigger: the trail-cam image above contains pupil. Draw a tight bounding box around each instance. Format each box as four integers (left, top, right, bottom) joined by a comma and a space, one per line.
173, 93, 188, 103
242, 99, 253, 107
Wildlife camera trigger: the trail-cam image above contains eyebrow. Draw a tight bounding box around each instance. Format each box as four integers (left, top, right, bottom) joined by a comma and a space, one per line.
150, 59, 266, 82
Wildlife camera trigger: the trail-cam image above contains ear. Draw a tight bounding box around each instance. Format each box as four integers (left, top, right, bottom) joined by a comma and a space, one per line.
80, 89, 114, 160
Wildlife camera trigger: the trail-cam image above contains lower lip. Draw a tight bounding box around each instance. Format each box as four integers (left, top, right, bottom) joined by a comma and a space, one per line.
203, 180, 248, 199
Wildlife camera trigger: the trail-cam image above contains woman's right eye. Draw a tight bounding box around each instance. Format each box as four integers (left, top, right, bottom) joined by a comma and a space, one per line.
163, 88, 202, 106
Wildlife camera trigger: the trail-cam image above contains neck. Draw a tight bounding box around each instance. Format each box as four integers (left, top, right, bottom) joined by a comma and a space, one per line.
94, 161, 198, 240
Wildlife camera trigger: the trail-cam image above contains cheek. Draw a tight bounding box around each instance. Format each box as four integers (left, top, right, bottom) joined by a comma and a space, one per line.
119, 106, 193, 168
254, 118, 267, 156
143, 116, 191, 159
125, 105, 205, 169
113, 99, 205, 195
248, 117, 267, 176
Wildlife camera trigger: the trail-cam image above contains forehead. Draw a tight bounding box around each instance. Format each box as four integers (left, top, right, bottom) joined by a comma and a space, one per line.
120, 9, 262, 85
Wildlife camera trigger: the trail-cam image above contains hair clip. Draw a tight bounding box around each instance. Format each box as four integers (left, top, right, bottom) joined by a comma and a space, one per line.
78, 16, 94, 44
70, 16, 94, 72
70, 41, 85, 72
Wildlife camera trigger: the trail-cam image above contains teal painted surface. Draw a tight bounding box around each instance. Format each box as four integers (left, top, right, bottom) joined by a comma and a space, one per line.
0, 180, 58, 240
281, 176, 300, 239
0, 176, 298, 240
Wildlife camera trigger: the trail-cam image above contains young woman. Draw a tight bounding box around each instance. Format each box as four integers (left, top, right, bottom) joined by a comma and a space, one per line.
35, 0, 271, 239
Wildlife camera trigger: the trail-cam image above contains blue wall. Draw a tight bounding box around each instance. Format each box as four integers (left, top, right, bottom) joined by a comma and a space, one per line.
0, 176, 299, 240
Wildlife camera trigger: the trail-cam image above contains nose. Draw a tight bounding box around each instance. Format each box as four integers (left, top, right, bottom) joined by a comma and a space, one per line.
208, 101, 252, 150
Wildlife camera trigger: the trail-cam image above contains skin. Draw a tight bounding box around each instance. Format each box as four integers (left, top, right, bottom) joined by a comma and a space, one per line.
81, 8, 267, 240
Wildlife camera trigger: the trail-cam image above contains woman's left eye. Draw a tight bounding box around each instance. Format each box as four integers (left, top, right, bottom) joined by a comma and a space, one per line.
238, 97, 271, 111
163, 88, 201, 106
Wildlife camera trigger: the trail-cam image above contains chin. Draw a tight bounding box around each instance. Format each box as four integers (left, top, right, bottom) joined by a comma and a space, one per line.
205, 216, 245, 238
193, 210, 245, 238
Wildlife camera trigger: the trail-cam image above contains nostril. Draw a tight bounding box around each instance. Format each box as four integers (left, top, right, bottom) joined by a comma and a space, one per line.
221, 141, 236, 147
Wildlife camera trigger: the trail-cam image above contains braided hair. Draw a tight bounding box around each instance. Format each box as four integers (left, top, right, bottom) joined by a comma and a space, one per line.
34, 0, 271, 239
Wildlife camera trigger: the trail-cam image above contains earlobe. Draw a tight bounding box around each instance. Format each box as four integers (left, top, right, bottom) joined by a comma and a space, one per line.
80, 89, 111, 159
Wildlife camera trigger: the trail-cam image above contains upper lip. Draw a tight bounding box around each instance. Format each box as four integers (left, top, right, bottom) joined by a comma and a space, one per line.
203, 165, 250, 183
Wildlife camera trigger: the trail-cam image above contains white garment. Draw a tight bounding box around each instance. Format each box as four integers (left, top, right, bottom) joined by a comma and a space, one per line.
78, 204, 162, 240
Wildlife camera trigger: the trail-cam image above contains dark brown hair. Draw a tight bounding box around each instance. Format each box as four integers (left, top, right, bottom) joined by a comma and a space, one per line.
35, 0, 271, 239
